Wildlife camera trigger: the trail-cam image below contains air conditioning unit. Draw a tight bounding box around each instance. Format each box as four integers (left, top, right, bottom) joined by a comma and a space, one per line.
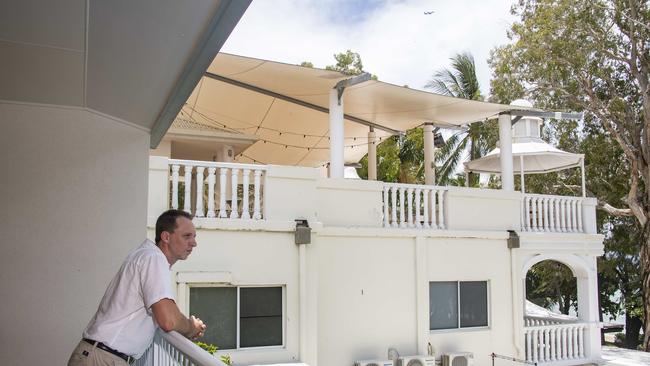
355, 359, 394, 366
396, 355, 436, 366
441, 352, 473, 366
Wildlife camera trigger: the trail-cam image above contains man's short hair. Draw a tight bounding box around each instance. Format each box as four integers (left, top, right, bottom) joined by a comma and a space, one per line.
155, 209, 194, 244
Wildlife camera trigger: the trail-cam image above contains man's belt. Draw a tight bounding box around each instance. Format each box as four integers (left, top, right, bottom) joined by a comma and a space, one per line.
82, 338, 135, 364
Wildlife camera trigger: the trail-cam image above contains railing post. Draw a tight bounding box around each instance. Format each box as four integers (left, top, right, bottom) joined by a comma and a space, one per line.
183, 165, 192, 214
171, 164, 180, 209
206, 167, 216, 218
383, 186, 390, 227
195, 166, 205, 217
241, 169, 251, 219
230, 168, 239, 219
390, 186, 398, 228
218, 167, 228, 218
253, 169, 262, 220
423, 189, 430, 229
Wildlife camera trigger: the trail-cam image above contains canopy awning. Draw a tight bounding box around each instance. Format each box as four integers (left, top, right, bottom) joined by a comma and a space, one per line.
181, 53, 534, 167
464, 140, 584, 174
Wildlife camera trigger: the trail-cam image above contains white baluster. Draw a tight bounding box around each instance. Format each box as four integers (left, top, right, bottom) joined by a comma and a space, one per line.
206, 167, 216, 218
532, 329, 538, 363
543, 198, 550, 232
230, 168, 239, 219
423, 189, 430, 229
183, 165, 192, 213
391, 186, 398, 228
430, 189, 438, 229
550, 327, 557, 361
253, 169, 262, 220
414, 189, 422, 228
571, 199, 578, 232
556, 198, 563, 232
562, 327, 569, 360
399, 188, 406, 228
195, 166, 205, 217
525, 196, 531, 231
577, 199, 583, 232
559, 199, 566, 232
218, 167, 228, 218
407, 188, 414, 228
531, 197, 538, 231
437, 190, 445, 229
572, 326, 578, 359
241, 169, 250, 219
578, 325, 584, 358
383, 186, 390, 227
548, 198, 555, 232
171, 165, 180, 209
525, 330, 532, 362
544, 329, 550, 362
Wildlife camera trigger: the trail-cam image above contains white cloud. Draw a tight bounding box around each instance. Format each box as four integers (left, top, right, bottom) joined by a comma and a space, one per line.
222, 0, 517, 96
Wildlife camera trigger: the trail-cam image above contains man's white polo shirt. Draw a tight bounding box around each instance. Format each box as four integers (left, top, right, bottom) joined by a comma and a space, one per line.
83, 239, 174, 358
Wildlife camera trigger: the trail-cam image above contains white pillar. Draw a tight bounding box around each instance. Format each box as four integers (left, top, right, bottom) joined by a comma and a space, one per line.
423, 123, 436, 185
329, 88, 345, 178
576, 257, 601, 362
367, 128, 377, 180
499, 113, 514, 191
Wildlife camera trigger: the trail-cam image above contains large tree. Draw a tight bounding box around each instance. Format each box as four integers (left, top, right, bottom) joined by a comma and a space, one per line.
425, 53, 498, 186
489, 0, 650, 349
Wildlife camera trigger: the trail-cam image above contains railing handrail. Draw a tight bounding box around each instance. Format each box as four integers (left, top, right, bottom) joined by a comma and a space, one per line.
159, 330, 228, 366
524, 315, 577, 322
382, 182, 448, 190
169, 159, 267, 171
524, 321, 591, 332
522, 193, 584, 200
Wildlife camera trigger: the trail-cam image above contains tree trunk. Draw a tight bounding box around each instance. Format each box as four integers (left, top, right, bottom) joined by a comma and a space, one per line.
642, 223, 650, 351
625, 314, 642, 349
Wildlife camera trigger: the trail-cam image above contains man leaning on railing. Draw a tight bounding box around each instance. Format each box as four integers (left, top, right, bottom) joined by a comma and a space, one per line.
67, 210, 207, 366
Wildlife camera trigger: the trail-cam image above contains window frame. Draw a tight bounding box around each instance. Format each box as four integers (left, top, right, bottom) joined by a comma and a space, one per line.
428, 280, 490, 332
182, 282, 286, 351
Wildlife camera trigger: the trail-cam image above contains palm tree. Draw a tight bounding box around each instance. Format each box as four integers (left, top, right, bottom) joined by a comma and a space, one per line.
425, 52, 497, 186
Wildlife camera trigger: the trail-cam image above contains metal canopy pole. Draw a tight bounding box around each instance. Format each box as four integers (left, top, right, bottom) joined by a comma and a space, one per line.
520, 155, 525, 193
368, 127, 377, 180
581, 157, 586, 197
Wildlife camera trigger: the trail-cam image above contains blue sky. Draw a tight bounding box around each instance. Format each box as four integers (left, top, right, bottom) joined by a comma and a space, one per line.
223, 0, 517, 97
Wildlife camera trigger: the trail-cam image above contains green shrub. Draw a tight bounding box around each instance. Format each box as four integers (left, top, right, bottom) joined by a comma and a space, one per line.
194, 341, 231, 365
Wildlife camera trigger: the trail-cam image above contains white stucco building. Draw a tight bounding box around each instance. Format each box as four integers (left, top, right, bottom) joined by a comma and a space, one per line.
1, 2, 603, 366
142, 55, 604, 366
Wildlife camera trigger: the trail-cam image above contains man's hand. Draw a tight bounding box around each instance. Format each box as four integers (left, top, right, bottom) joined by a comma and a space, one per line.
189, 315, 207, 340
151, 299, 207, 339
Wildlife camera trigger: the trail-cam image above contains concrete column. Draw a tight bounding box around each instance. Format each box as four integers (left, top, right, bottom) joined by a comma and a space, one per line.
423, 123, 436, 185
329, 88, 344, 178
498, 113, 514, 191
367, 128, 377, 180
577, 257, 602, 362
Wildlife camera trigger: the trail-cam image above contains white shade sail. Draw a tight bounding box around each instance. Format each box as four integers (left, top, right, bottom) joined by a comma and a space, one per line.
464, 140, 584, 174
181, 53, 533, 167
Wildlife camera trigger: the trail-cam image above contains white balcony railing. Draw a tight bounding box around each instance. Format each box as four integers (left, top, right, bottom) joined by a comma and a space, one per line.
135, 330, 228, 366
521, 194, 584, 233
524, 323, 588, 364
382, 183, 447, 229
524, 315, 576, 327
169, 159, 267, 220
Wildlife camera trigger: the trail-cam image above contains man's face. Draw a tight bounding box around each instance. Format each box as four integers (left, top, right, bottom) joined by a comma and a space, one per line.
164, 217, 197, 263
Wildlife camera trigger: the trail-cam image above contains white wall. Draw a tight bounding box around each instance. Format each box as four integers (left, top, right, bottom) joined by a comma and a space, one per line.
0, 102, 149, 366
426, 237, 515, 366
166, 221, 517, 366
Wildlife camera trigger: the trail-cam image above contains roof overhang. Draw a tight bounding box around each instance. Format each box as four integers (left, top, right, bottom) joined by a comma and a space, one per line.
181, 53, 536, 167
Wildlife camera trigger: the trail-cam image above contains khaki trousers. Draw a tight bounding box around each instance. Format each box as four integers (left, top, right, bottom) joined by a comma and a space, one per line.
67, 340, 129, 366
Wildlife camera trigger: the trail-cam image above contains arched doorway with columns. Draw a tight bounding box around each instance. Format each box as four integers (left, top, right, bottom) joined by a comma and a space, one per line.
510, 243, 603, 366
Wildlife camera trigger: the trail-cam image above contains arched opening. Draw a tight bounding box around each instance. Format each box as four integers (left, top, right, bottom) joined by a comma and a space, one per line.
520, 254, 599, 364
526, 260, 578, 318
